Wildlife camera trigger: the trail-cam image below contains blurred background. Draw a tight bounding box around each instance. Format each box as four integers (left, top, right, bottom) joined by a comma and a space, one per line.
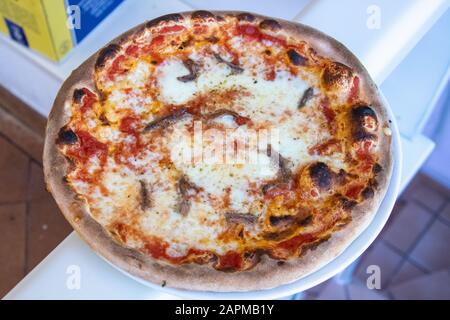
0, 0, 449, 299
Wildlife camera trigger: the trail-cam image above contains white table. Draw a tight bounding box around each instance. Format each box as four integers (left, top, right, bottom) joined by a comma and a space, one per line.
3, 0, 449, 300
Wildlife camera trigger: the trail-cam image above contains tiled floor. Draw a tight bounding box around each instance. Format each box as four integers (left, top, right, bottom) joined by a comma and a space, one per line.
0, 133, 72, 298
303, 175, 450, 300
0, 132, 449, 299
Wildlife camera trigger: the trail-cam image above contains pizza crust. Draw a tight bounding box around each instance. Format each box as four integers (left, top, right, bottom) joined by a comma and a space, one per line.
44, 11, 393, 291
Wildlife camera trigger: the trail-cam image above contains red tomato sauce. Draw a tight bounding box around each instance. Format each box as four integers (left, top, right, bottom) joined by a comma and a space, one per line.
125, 44, 139, 56
119, 115, 139, 134
356, 141, 376, 172
264, 183, 292, 200
144, 237, 169, 260
278, 233, 315, 251
348, 75, 360, 102
108, 55, 127, 80
113, 117, 143, 167
67, 130, 107, 165
222, 41, 240, 65
143, 35, 165, 54
159, 25, 185, 34
321, 99, 336, 123
80, 88, 97, 113
235, 24, 286, 47
346, 185, 364, 199
143, 237, 211, 265
216, 251, 243, 270
308, 138, 340, 156
265, 68, 276, 81
193, 24, 208, 35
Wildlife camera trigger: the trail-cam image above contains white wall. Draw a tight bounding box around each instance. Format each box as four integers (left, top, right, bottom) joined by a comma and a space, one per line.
422, 80, 450, 188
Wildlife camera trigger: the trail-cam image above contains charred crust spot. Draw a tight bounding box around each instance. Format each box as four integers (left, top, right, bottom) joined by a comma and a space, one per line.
259, 19, 281, 31
321, 62, 353, 90
340, 196, 358, 210
191, 10, 215, 20
300, 215, 313, 226
145, 13, 183, 28
362, 187, 375, 199
373, 163, 383, 175
351, 105, 378, 141
352, 105, 377, 119
287, 49, 307, 66
236, 12, 256, 22
56, 127, 77, 145
72, 89, 85, 103
309, 162, 332, 190
277, 261, 285, 266
161, 280, 166, 287
95, 44, 121, 69
270, 215, 295, 227
353, 129, 375, 141
370, 177, 379, 188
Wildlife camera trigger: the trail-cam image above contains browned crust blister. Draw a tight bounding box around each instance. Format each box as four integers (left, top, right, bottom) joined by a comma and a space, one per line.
43, 10, 393, 292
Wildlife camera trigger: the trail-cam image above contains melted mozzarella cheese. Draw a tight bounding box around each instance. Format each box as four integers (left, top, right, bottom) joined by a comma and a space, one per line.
167, 117, 278, 213
70, 35, 352, 256
127, 61, 151, 87
154, 53, 327, 173
184, 161, 277, 211
155, 54, 310, 113
156, 59, 197, 104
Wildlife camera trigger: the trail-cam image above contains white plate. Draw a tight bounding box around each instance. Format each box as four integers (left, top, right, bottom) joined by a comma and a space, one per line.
108, 93, 402, 300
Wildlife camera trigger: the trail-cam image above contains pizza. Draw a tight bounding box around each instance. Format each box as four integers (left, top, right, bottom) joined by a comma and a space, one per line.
44, 11, 394, 291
